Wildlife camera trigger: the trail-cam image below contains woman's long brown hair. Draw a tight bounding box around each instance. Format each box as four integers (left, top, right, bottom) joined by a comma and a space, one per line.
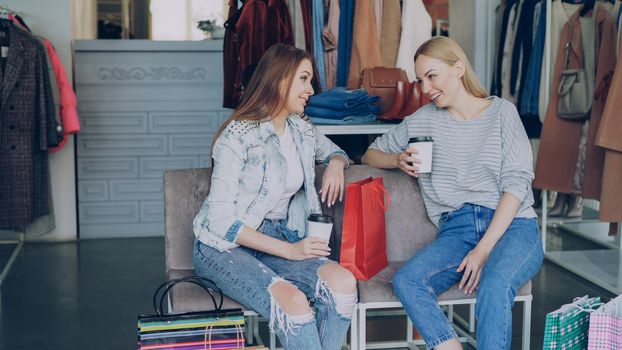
213, 43, 319, 145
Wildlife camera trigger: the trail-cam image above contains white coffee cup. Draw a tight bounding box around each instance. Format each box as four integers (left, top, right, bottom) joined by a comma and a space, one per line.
307, 214, 333, 242
408, 136, 434, 173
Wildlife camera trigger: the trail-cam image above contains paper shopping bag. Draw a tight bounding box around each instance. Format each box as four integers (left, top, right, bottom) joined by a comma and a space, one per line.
137, 276, 245, 349
588, 293, 622, 350
339, 177, 389, 280
543, 295, 601, 350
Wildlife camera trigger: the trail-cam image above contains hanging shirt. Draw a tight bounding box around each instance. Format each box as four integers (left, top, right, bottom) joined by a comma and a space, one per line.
265, 124, 304, 220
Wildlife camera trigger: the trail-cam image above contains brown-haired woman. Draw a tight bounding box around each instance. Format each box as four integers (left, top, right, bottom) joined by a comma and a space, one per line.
192, 43, 357, 349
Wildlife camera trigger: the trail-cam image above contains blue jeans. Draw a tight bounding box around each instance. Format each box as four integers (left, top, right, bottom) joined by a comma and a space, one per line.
392, 204, 543, 349
193, 218, 354, 350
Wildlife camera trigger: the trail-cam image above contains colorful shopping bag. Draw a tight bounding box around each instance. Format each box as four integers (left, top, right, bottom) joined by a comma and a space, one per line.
137, 276, 245, 349
339, 177, 389, 280
588, 293, 622, 350
543, 295, 601, 350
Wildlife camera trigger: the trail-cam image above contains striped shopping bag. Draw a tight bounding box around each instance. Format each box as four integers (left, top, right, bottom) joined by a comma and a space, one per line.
543, 295, 601, 350
137, 276, 245, 349
588, 293, 622, 350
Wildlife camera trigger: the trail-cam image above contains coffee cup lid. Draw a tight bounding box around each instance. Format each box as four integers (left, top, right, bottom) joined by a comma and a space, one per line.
308, 214, 332, 223
409, 136, 433, 143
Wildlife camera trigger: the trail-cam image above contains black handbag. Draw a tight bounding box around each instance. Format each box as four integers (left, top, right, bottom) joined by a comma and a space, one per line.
137, 275, 245, 349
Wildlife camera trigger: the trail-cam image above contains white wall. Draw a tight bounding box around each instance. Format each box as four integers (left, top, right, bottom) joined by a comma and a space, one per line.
449, 0, 500, 89
4, 0, 77, 241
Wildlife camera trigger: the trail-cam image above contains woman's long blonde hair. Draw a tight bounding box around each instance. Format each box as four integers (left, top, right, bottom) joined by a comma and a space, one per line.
414, 36, 488, 98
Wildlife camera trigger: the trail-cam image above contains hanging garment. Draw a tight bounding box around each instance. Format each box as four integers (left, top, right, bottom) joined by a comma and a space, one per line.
581, 6, 617, 200
491, 0, 517, 97
323, 0, 340, 89
534, 9, 587, 193
222, 0, 240, 108
346, 0, 382, 88
267, 0, 294, 48
501, 0, 522, 103
395, 0, 431, 82
287, 0, 306, 50
373, 0, 382, 42
40, 39, 79, 152
510, 0, 538, 98
0, 24, 56, 228
336, 0, 354, 87
300, 0, 313, 53
518, 0, 546, 138
312, 0, 326, 88
379, 0, 401, 68
595, 29, 622, 222
222, 0, 294, 108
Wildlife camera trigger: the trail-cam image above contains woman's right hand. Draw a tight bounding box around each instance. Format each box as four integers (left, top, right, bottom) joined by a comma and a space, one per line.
288, 237, 331, 260
396, 147, 422, 177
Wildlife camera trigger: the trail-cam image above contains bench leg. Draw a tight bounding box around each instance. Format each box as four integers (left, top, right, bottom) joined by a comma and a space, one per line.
350, 304, 358, 350
469, 303, 475, 333
358, 305, 367, 349
407, 317, 413, 343
270, 330, 276, 350
522, 299, 532, 350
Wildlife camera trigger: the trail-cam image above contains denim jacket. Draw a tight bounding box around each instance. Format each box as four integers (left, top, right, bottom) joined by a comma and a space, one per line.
193, 114, 349, 251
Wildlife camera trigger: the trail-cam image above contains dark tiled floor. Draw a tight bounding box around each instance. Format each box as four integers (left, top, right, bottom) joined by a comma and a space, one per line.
0, 227, 616, 350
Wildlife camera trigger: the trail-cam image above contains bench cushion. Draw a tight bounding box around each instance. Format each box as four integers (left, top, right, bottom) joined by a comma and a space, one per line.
357, 262, 532, 304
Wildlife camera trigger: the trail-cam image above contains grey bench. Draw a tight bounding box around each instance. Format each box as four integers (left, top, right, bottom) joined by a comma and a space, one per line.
163, 165, 532, 349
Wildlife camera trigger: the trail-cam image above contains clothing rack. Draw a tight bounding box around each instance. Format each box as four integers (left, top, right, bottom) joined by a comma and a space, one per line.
539, 0, 622, 295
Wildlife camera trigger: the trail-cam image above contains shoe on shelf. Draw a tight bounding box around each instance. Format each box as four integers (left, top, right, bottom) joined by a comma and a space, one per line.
566, 195, 583, 218
548, 192, 568, 217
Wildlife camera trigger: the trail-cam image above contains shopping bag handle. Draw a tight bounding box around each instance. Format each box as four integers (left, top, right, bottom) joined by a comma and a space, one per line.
369, 181, 391, 211
153, 275, 224, 316
557, 295, 603, 315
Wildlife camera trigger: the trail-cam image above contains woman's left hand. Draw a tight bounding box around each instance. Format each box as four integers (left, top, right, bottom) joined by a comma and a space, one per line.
320, 157, 346, 207
457, 245, 492, 294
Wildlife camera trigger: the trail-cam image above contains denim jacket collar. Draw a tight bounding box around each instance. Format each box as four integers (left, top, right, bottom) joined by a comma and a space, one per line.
258, 114, 314, 142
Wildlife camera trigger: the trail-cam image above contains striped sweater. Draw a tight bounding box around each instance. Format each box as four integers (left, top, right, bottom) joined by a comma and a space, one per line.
369, 96, 537, 226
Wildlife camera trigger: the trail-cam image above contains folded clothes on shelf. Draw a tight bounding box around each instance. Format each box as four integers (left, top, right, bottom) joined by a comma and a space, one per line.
307, 87, 380, 110
309, 114, 376, 125
305, 104, 381, 119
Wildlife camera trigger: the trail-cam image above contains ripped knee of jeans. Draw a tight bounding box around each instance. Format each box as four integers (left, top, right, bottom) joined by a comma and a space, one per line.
315, 273, 357, 319
267, 277, 314, 341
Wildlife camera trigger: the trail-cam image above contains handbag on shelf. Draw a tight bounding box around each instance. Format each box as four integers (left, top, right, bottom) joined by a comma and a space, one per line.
557, 24, 594, 121
360, 67, 429, 121
137, 275, 245, 350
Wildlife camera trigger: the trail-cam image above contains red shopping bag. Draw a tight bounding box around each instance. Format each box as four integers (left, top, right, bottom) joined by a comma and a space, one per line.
339, 177, 389, 280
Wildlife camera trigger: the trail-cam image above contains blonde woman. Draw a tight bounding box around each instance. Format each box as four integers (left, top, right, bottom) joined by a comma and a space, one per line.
362, 37, 543, 349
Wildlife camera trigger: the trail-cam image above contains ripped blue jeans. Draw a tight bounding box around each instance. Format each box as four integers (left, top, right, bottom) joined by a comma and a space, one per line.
193, 218, 356, 350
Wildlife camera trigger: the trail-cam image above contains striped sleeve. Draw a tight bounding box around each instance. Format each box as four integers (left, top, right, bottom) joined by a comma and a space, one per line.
368, 118, 410, 154
500, 101, 534, 201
